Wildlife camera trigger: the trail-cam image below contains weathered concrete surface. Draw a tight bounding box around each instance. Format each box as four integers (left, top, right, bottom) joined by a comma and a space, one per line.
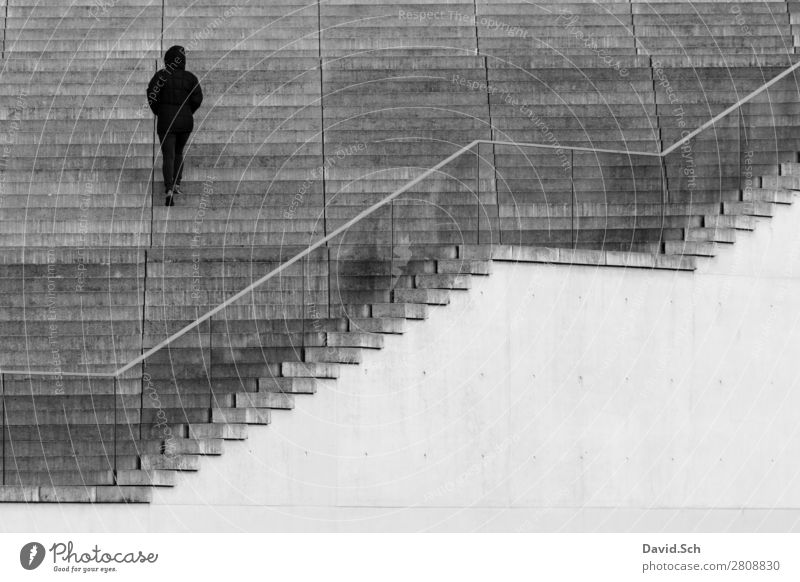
2, 177, 798, 532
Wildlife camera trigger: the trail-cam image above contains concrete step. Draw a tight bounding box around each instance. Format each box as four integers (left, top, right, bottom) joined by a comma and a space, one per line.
760, 175, 800, 192
723, 201, 775, 217
115, 469, 176, 487
7, 455, 129, 472
0, 485, 152, 503
188, 423, 248, 441
743, 187, 795, 204
0, 0, 796, 504
3, 409, 140, 426
704, 214, 756, 231
3, 470, 116, 487
415, 273, 472, 290
281, 361, 340, 379
258, 376, 324, 394
304, 347, 363, 364
139, 454, 201, 472
685, 228, 737, 243
348, 317, 407, 334
3, 394, 140, 411
3, 424, 128, 442
327, 331, 384, 349
211, 407, 271, 425
393, 288, 451, 305
234, 392, 294, 410
664, 241, 717, 257
371, 302, 429, 320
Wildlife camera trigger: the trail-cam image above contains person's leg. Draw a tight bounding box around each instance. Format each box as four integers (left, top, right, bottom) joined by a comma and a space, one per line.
173, 132, 190, 190
158, 132, 177, 192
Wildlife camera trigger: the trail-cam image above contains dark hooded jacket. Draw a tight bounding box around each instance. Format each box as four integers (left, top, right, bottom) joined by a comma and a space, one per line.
147, 45, 203, 134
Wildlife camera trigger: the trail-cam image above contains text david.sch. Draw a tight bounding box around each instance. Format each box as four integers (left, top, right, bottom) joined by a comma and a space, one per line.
642, 543, 701, 554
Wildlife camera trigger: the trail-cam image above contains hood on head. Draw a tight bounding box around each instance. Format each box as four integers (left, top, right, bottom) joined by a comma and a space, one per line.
165, 45, 186, 70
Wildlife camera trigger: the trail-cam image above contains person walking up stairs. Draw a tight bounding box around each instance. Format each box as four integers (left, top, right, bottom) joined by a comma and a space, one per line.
147, 45, 204, 206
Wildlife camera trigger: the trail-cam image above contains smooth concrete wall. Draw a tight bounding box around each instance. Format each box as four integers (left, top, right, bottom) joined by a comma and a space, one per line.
3, 200, 800, 532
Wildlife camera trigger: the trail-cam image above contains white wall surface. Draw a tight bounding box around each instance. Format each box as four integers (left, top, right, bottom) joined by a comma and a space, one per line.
3, 201, 800, 532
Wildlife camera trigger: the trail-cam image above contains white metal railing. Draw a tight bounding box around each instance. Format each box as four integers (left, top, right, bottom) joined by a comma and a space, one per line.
3, 58, 800, 380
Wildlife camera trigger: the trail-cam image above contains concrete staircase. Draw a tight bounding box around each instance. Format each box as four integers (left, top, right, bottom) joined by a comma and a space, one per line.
1, 0, 799, 502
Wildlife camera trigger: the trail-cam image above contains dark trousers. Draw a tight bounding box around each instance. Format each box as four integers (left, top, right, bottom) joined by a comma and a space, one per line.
158, 131, 190, 192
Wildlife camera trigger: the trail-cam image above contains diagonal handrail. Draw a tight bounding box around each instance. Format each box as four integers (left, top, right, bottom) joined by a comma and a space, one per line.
3, 57, 800, 379
660, 58, 800, 156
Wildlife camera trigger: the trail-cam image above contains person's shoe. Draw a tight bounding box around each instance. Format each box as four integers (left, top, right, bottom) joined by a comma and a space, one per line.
165, 189, 174, 206
173, 183, 182, 196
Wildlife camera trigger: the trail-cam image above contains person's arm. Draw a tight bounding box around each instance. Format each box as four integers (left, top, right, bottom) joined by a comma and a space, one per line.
189, 74, 203, 113
146, 71, 161, 115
